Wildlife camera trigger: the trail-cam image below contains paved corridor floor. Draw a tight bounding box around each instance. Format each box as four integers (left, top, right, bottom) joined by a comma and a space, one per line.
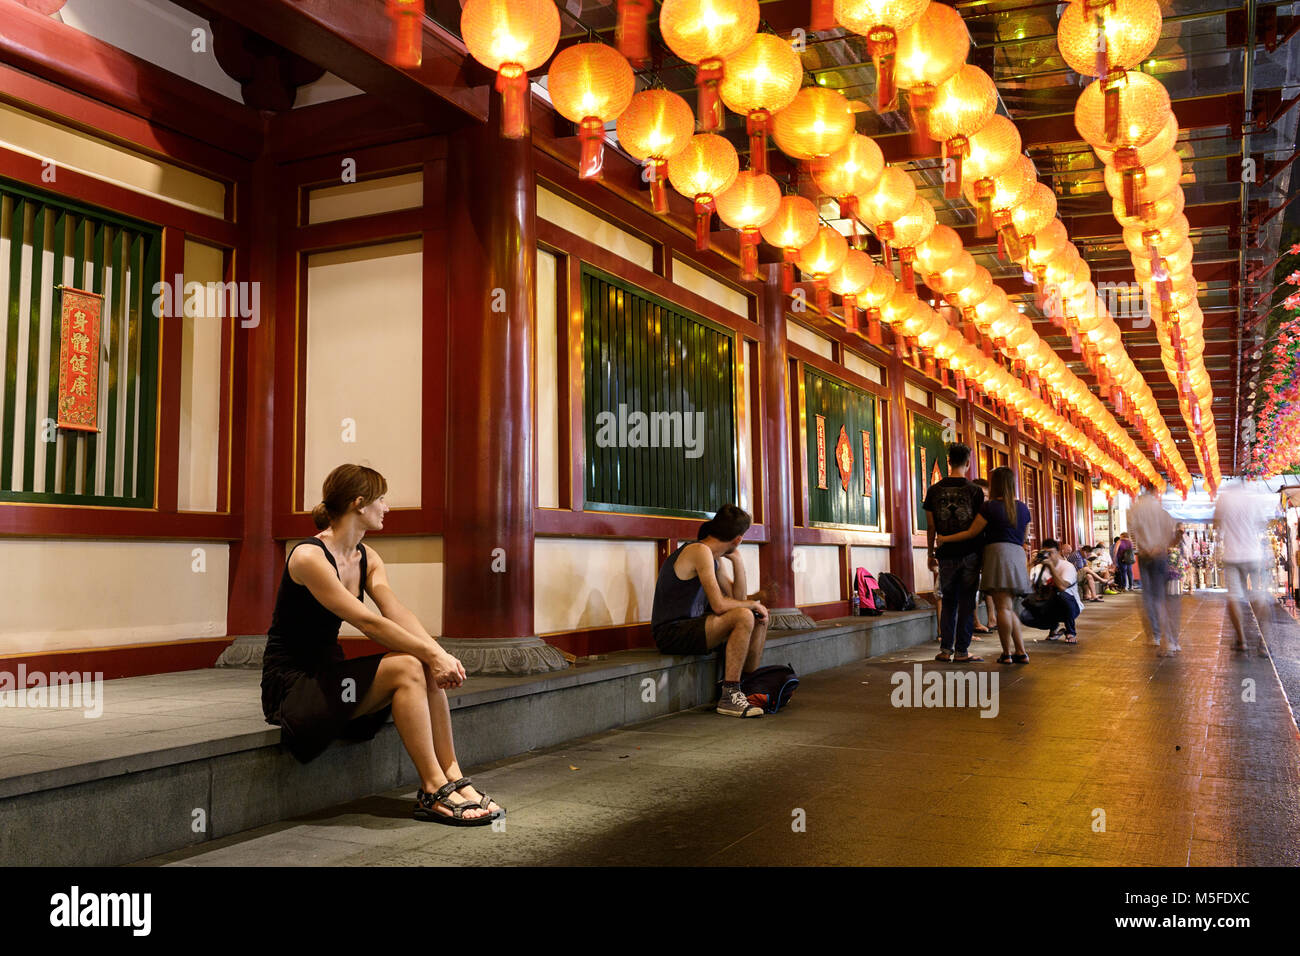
139, 592, 1300, 867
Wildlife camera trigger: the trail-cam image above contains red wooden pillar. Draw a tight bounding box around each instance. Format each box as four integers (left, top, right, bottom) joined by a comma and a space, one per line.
225, 145, 279, 639
438, 91, 564, 674
757, 265, 804, 624
886, 352, 915, 592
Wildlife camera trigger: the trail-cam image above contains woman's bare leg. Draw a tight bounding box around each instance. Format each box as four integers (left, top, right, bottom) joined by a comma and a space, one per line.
353, 653, 489, 820
993, 594, 1014, 657
422, 673, 501, 813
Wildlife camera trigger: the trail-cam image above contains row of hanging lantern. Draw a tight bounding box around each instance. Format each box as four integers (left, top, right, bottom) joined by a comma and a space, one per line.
1058, 0, 1220, 493
454, 0, 1160, 492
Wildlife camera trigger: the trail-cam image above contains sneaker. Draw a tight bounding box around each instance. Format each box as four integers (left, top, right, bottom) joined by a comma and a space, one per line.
1104, 588, 1120, 595
717, 685, 764, 717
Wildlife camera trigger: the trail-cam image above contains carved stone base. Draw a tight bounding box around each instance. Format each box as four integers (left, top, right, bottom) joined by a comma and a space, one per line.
215, 635, 268, 669
766, 607, 817, 630
436, 636, 569, 676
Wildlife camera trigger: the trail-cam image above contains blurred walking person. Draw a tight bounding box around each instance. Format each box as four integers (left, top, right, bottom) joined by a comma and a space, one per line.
1214, 479, 1276, 657
1127, 490, 1179, 655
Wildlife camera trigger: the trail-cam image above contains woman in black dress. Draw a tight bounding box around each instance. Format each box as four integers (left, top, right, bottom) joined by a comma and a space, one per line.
261, 463, 501, 826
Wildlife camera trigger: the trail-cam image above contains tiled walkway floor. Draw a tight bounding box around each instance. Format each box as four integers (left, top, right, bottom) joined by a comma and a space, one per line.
139, 592, 1300, 866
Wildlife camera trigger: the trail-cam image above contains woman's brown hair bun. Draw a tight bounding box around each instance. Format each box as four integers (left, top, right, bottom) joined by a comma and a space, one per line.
313, 464, 388, 530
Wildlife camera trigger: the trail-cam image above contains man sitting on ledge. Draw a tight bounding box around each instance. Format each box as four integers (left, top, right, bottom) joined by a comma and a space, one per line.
651, 504, 770, 718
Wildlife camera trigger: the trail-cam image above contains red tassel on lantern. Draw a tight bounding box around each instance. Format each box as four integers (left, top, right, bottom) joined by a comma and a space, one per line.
943, 136, 967, 199
696, 59, 725, 132
816, 278, 831, 314
1102, 68, 1127, 144
388, 0, 424, 69
1113, 147, 1145, 218
839, 196, 860, 247
899, 247, 916, 293
782, 249, 797, 295
578, 117, 606, 180
973, 178, 995, 238
955, 374, 966, 399
843, 295, 859, 333
616, 0, 652, 67
740, 227, 761, 281
648, 158, 669, 214
811, 0, 835, 31
866, 28, 899, 113
908, 85, 936, 152
694, 195, 716, 251
747, 110, 771, 174
867, 308, 882, 345
496, 65, 530, 140
877, 221, 894, 266
894, 331, 907, 359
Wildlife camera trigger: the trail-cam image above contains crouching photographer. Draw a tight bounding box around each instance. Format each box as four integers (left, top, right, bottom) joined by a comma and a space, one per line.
1020, 539, 1083, 644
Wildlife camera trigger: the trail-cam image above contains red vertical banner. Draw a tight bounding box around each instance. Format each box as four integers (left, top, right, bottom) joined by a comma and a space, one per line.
815, 413, 828, 490
861, 430, 873, 499
56, 288, 103, 432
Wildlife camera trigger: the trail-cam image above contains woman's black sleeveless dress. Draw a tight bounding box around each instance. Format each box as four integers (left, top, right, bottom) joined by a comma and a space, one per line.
260, 538, 393, 763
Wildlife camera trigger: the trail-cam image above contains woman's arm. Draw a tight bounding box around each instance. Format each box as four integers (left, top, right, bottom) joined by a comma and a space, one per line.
291, 546, 463, 685
935, 514, 988, 546
364, 546, 466, 684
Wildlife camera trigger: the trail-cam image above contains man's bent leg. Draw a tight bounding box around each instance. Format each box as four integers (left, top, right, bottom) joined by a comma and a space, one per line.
704, 608, 755, 683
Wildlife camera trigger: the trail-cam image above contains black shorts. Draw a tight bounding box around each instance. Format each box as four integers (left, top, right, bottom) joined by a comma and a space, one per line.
652, 615, 713, 656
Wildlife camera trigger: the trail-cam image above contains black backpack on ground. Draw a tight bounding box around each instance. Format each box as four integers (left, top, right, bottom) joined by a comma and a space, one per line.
1019, 560, 1065, 630
739, 664, 799, 714
878, 572, 916, 611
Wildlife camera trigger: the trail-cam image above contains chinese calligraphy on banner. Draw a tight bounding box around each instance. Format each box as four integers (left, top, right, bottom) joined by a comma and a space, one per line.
56, 288, 103, 432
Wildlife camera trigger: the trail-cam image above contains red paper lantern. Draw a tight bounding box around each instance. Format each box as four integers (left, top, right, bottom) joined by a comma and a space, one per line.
548, 44, 635, 180
667, 134, 740, 250
720, 34, 804, 174
659, 0, 760, 131
834, 0, 931, 111
462, 0, 561, 139
617, 89, 697, 214
387, 0, 425, 69
715, 171, 782, 280
760, 194, 821, 293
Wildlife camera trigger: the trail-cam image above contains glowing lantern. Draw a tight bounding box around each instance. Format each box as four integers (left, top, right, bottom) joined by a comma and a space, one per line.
1074, 70, 1171, 151
829, 249, 877, 332
797, 226, 850, 312
617, 89, 696, 214
833, 0, 931, 111
894, 4, 970, 139
771, 87, 856, 165
1057, 0, 1163, 79
462, 0, 562, 139
966, 153, 1035, 239
811, 134, 886, 245
884, 196, 936, 292
964, 115, 1022, 193
860, 165, 916, 265
548, 44, 635, 180
715, 171, 782, 280
1025, 220, 1069, 275
1094, 114, 1178, 167
914, 224, 964, 282
928, 65, 998, 198
760, 194, 821, 293
659, 0, 760, 131
1111, 185, 1184, 231
932, 251, 978, 298
860, 263, 896, 344
667, 134, 740, 250
1103, 148, 1183, 218
388, 0, 425, 69
719, 34, 804, 175
1010, 183, 1059, 247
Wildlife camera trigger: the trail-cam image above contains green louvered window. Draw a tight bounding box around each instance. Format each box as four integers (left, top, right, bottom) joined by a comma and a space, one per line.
0, 181, 161, 506
582, 265, 737, 518
805, 368, 882, 529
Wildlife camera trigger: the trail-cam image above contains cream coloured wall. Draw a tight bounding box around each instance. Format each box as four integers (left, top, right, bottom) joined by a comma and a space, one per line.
672, 257, 748, 318
913, 548, 937, 593
308, 172, 424, 225
290, 536, 445, 639
177, 240, 223, 512
536, 248, 560, 508
0, 540, 228, 655
793, 544, 841, 605
535, 538, 658, 634
0, 102, 226, 218
787, 321, 833, 359
303, 240, 423, 510
850, 546, 891, 576
536, 186, 654, 270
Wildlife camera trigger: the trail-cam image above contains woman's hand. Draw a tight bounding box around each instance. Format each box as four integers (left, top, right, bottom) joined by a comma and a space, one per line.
428, 649, 466, 689
934, 534, 948, 546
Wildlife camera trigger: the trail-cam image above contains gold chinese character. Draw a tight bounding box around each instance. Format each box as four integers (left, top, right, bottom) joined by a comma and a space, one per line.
72, 311, 88, 332
71, 376, 88, 396
68, 354, 88, 375
71, 331, 90, 354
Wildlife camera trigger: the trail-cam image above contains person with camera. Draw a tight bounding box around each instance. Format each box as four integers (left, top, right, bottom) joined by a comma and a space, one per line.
1030, 539, 1083, 643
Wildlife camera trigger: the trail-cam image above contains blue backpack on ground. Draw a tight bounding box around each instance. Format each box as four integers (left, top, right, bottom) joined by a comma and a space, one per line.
740, 664, 799, 714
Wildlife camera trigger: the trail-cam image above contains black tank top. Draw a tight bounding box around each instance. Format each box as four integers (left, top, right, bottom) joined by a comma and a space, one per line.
263, 538, 367, 683
651, 543, 715, 628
